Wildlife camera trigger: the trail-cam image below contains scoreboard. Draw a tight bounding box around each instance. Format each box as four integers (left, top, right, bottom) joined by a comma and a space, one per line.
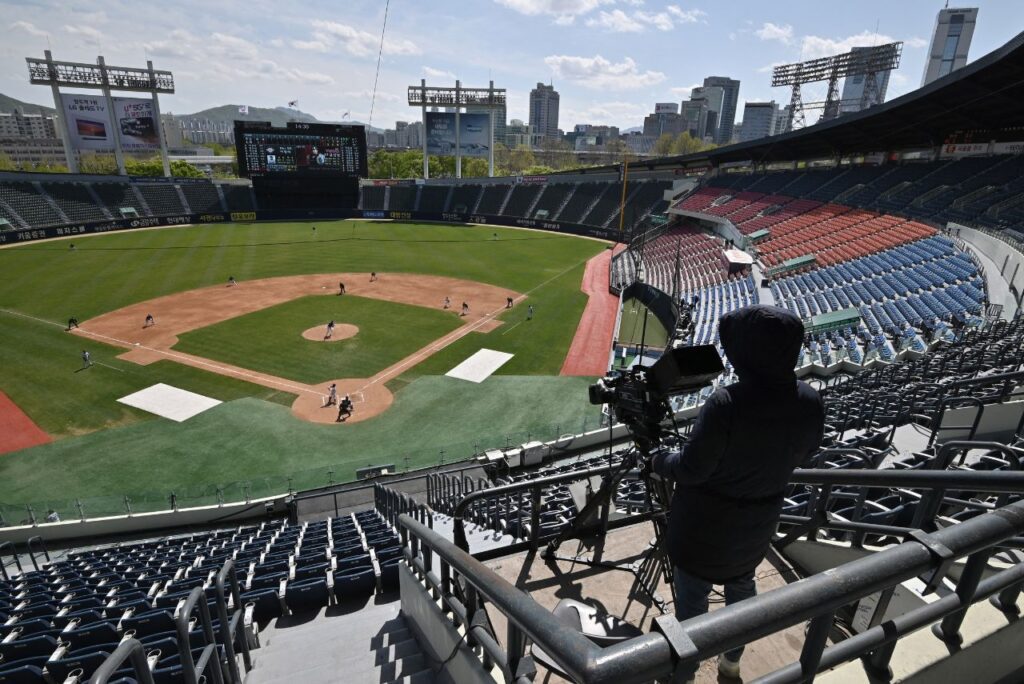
235, 121, 367, 178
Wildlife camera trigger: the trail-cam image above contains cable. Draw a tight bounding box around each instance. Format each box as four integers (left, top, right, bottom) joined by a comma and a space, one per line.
368, 0, 390, 130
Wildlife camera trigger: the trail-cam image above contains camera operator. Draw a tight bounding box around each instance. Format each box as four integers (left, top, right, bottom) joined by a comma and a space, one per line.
652, 305, 824, 681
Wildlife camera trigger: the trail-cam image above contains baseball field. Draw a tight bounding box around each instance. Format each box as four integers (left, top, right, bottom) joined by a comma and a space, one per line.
0, 220, 612, 520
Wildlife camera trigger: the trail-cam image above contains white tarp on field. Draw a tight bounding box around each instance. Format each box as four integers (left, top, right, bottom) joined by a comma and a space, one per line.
117, 383, 221, 422
445, 349, 514, 383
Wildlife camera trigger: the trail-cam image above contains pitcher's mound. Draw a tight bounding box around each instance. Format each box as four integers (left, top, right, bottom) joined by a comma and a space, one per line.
292, 379, 393, 424
301, 323, 358, 342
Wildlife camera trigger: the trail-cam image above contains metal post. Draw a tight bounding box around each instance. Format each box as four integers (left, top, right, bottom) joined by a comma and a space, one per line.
124, 495, 132, 517
45, 50, 78, 173
148, 60, 171, 177
455, 80, 461, 179
488, 80, 495, 178
76, 498, 85, 522
98, 56, 127, 175
421, 79, 429, 180
26, 504, 36, 526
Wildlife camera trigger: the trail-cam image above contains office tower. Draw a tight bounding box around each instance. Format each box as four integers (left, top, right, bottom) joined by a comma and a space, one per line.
529, 83, 560, 140
921, 7, 978, 86
701, 77, 740, 144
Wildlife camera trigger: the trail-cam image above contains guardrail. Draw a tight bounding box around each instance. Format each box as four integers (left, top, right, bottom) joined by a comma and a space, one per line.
398, 471, 1024, 683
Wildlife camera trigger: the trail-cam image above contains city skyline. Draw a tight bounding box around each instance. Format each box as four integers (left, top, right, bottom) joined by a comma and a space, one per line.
0, 1, 1017, 133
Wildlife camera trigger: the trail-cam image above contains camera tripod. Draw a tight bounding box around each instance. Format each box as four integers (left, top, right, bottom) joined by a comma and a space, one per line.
541, 424, 679, 612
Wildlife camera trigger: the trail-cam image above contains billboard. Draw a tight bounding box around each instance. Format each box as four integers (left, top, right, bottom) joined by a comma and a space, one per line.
425, 112, 490, 157
60, 95, 161, 153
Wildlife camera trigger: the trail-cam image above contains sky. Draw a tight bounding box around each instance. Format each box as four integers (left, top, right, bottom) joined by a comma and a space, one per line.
1, 0, 1021, 131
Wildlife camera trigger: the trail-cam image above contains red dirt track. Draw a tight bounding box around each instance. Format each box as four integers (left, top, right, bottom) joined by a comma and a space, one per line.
560, 245, 625, 376
0, 391, 51, 454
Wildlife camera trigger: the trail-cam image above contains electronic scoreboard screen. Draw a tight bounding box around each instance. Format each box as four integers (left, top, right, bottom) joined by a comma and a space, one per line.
235, 121, 368, 178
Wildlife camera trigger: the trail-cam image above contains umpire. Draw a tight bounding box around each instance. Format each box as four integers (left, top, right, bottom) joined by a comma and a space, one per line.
653, 305, 824, 681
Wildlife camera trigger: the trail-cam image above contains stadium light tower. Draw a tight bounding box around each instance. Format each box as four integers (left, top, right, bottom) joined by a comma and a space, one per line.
772, 42, 901, 130
26, 50, 175, 176
407, 80, 506, 179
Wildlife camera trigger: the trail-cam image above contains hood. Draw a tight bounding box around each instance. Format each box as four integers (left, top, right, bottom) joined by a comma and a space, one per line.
719, 305, 804, 385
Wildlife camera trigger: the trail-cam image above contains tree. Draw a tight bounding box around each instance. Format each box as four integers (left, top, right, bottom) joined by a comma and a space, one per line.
669, 132, 716, 156
538, 138, 575, 170
509, 145, 536, 175
124, 157, 204, 178
0, 152, 17, 172
603, 138, 628, 165
652, 133, 675, 156
521, 165, 555, 175
78, 154, 118, 175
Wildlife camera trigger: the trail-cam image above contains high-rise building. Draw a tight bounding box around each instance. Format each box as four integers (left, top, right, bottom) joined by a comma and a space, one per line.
840, 47, 893, 115
739, 101, 781, 143
529, 83, 560, 140
643, 109, 686, 139
654, 102, 679, 115
701, 77, 740, 145
679, 101, 710, 141
689, 85, 724, 142
921, 7, 978, 86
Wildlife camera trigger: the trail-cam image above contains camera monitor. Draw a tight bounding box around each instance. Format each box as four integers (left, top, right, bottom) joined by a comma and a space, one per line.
647, 344, 724, 396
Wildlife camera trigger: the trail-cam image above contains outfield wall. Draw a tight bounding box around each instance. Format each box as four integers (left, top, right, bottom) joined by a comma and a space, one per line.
0, 208, 624, 246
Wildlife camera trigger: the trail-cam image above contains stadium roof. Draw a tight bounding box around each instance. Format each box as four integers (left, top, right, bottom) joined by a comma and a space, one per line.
624, 30, 1024, 170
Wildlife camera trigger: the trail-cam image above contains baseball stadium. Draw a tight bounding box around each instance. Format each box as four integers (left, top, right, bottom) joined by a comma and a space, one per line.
0, 15, 1023, 684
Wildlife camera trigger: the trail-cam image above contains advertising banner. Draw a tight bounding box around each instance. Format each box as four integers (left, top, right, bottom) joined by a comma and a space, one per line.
114, 98, 160, 153
425, 112, 456, 156
61, 94, 113, 151
60, 95, 160, 153
425, 112, 491, 157
458, 113, 490, 157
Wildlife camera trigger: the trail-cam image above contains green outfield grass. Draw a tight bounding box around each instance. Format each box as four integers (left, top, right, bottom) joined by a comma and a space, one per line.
176, 295, 462, 384
0, 220, 608, 508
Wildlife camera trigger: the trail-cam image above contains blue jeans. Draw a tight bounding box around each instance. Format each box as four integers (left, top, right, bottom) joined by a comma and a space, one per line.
674, 566, 757, 678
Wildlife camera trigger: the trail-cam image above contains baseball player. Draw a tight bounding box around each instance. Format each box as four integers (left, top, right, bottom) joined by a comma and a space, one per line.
228, 276, 237, 287
144, 314, 155, 328
443, 296, 451, 309
337, 395, 354, 421
527, 305, 535, 320
325, 383, 338, 407
506, 296, 514, 309
81, 350, 92, 368
370, 272, 378, 282
325, 320, 336, 339
461, 302, 469, 317
339, 282, 346, 295
67, 317, 79, 331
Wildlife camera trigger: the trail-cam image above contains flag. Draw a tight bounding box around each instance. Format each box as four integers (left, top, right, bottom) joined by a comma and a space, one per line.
238, 105, 248, 115
342, 111, 350, 120
288, 99, 298, 108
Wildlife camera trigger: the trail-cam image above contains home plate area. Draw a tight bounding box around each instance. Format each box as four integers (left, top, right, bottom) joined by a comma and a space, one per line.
446, 349, 514, 383
117, 383, 222, 422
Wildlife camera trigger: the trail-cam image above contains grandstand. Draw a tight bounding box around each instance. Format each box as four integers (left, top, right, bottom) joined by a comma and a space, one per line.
2, 27, 1024, 684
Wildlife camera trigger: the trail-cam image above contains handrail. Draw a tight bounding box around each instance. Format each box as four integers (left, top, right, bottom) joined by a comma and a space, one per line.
214, 558, 252, 682
399, 496, 1024, 684
25, 535, 49, 572
175, 585, 225, 684
90, 638, 156, 684
452, 462, 620, 551
0, 540, 22, 581
451, 458, 1024, 552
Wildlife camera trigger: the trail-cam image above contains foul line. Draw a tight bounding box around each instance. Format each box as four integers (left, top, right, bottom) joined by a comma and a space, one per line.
356, 252, 593, 393
0, 308, 318, 397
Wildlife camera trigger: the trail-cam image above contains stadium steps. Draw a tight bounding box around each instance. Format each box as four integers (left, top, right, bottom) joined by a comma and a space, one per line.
442, 185, 455, 212
84, 183, 115, 220
0, 197, 29, 229
215, 183, 230, 212
912, 184, 952, 208
524, 183, 544, 218
31, 181, 69, 224
833, 183, 867, 204
496, 184, 514, 215
174, 184, 192, 213
550, 184, 577, 221
130, 185, 152, 215
245, 599, 436, 684
603, 180, 646, 229
579, 183, 613, 225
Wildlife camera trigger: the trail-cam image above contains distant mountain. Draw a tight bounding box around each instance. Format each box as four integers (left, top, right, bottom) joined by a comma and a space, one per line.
622, 126, 643, 134
176, 104, 383, 132
0, 93, 56, 116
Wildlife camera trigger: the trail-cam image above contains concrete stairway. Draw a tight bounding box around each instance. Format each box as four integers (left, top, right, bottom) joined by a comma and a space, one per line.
244, 597, 435, 683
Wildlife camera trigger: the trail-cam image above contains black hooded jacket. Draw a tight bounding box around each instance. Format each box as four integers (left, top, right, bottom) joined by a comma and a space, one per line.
653, 305, 824, 582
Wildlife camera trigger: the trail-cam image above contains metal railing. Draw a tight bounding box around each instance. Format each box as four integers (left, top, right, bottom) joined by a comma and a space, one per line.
374, 483, 434, 531
398, 468, 1024, 684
